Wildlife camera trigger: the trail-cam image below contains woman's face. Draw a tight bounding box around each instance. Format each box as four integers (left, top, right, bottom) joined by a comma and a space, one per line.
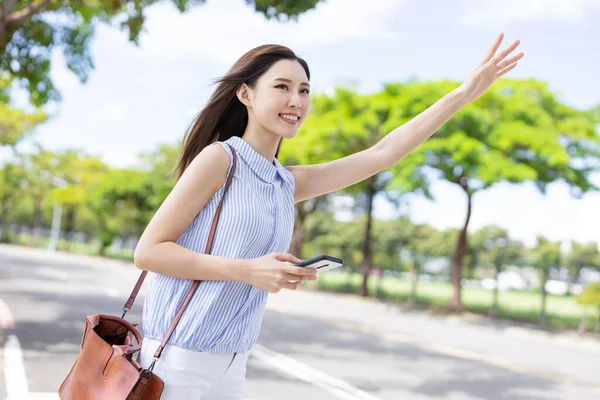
244, 59, 311, 139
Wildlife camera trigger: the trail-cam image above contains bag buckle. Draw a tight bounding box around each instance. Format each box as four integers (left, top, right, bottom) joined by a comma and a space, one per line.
148, 357, 158, 372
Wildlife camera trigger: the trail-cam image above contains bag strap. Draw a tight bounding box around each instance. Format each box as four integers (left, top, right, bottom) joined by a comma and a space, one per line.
121, 142, 238, 364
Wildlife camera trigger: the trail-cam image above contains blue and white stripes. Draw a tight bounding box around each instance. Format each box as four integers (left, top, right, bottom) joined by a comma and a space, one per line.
142, 136, 296, 353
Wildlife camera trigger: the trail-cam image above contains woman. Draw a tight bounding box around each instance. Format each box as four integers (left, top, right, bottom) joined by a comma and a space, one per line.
134, 33, 523, 399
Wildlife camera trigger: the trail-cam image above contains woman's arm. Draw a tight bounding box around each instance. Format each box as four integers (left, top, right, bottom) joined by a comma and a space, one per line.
287, 88, 467, 203
288, 33, 523, 203
133, 143, 245, 281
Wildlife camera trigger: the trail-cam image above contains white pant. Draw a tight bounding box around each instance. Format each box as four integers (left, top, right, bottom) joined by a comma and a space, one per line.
138, 338, 249, 400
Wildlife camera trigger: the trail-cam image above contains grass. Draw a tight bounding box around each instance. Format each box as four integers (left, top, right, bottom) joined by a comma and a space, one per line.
2, 232, 135, 261
305, 271, 596, 331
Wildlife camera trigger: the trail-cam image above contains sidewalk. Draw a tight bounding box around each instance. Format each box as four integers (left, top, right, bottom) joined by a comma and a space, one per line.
266, 287, 600, 388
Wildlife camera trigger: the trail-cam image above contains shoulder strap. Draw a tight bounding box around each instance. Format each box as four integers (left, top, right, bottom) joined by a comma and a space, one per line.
121, 143, 238, 361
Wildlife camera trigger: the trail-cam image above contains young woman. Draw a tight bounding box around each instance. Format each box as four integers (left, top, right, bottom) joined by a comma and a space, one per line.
134, 34, 523, 399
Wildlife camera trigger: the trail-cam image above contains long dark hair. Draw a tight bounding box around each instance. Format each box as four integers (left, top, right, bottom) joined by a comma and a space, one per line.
174, 44, 310, 180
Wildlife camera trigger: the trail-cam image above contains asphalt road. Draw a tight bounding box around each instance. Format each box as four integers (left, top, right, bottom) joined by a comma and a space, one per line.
1, 244, 599, 400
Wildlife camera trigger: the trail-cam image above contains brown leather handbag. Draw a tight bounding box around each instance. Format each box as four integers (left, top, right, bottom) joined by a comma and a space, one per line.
59, 144, 238, 399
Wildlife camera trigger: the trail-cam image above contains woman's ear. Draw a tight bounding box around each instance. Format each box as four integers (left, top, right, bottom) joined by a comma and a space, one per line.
236, 84, 252, 107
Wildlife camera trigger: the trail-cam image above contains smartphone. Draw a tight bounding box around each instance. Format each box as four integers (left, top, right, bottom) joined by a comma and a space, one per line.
294, 255, 344, 273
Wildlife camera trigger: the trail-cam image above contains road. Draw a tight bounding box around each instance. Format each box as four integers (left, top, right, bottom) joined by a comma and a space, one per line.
1, 244, 599, 399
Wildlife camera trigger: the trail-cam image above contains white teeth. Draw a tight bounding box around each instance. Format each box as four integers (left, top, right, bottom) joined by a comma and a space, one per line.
280, 114, 299, 121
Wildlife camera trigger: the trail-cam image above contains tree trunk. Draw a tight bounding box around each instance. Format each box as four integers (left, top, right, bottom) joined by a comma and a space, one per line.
578, 308, 588, 334
450, 181, 472, 312
490, 264, 501, 317
28, 197, 43, 246
569, 266, 582, 295
60, 206, 76, 251
0, 194, 10, 239
0, 12, 7, 51
290, 198, 322, 259
409, 253, 419, 306
376, 270, 384, 299
539, 268, 549, 326
291, 203, 307, 259
359, 180, 377, 297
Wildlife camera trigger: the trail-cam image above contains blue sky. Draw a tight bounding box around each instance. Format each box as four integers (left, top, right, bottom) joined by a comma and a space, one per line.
5, 0, 600, 247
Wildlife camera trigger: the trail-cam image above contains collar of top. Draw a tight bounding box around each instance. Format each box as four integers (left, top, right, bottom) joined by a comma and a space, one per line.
226, 136, 291, 185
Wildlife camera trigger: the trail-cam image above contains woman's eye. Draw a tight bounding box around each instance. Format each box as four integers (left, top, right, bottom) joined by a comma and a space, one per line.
276, 84, 309, 94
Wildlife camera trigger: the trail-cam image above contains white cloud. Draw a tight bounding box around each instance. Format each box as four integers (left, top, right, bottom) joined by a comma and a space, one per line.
137, 0, 403, 65
458, 0, 600, 27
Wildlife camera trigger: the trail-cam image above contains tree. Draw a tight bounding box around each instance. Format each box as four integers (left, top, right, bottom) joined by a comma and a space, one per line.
0, 160, 27, 239
0, 76, 46, 146
51, 150, 108, 248
17, 144, 64, 245
0, 0, 324, 106
371, 217, 412, 299
289, 87, 429, 297
576, 282, 600, 333
473, 225, 524, 316
529, 236, 562, 326
565, 241, 600, 294
394, 78, 600, 312
403, 223, 441, 305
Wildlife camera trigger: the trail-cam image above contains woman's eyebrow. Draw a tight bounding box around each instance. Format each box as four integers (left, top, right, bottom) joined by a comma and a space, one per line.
273, 77, 310, 88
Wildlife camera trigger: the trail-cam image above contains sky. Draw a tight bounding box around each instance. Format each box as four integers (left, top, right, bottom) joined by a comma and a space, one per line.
4, 0, 600, 248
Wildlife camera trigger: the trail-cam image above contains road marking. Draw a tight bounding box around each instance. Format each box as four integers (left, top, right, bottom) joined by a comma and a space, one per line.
4, 335, 28, 399
266, 303, 600, 390
251, 344, 383, 400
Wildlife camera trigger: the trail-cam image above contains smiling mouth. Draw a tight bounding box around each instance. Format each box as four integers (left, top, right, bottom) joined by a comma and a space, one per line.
279, 114, 300, 125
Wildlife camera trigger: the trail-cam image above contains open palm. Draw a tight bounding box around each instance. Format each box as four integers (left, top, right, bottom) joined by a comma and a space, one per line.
461, 33, 524, 103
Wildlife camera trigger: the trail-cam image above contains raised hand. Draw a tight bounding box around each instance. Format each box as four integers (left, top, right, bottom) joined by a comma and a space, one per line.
460, 33, 525, 103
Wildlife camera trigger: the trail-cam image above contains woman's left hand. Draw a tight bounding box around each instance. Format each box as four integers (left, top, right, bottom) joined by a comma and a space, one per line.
459, 33, 524, 103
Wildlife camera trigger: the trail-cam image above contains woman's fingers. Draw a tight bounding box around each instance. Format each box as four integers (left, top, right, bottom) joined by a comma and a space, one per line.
480, 32, 504, 66
280, 280, 300, 291
282, 271, 316, 282
497, 52, 524, 70
274, 252, 302, 264
495, 40, 521, 64
282, 264, 317, 277
498, 62, 519, 77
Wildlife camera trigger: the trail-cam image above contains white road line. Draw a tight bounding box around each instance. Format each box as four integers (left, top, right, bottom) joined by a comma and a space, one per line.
4, 335, 29, 399
251, 344, 383, 400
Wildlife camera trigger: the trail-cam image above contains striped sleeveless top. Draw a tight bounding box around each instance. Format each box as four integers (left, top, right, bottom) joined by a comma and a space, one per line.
141, 136, 296, 353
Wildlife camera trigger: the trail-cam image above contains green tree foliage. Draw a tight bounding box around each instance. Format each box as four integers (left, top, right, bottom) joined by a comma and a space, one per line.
565, 241, 600, 294
392, 78, 600, 311
0, 76, 46, 146
576, 282, 600, 333
0, 0, 324, 106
